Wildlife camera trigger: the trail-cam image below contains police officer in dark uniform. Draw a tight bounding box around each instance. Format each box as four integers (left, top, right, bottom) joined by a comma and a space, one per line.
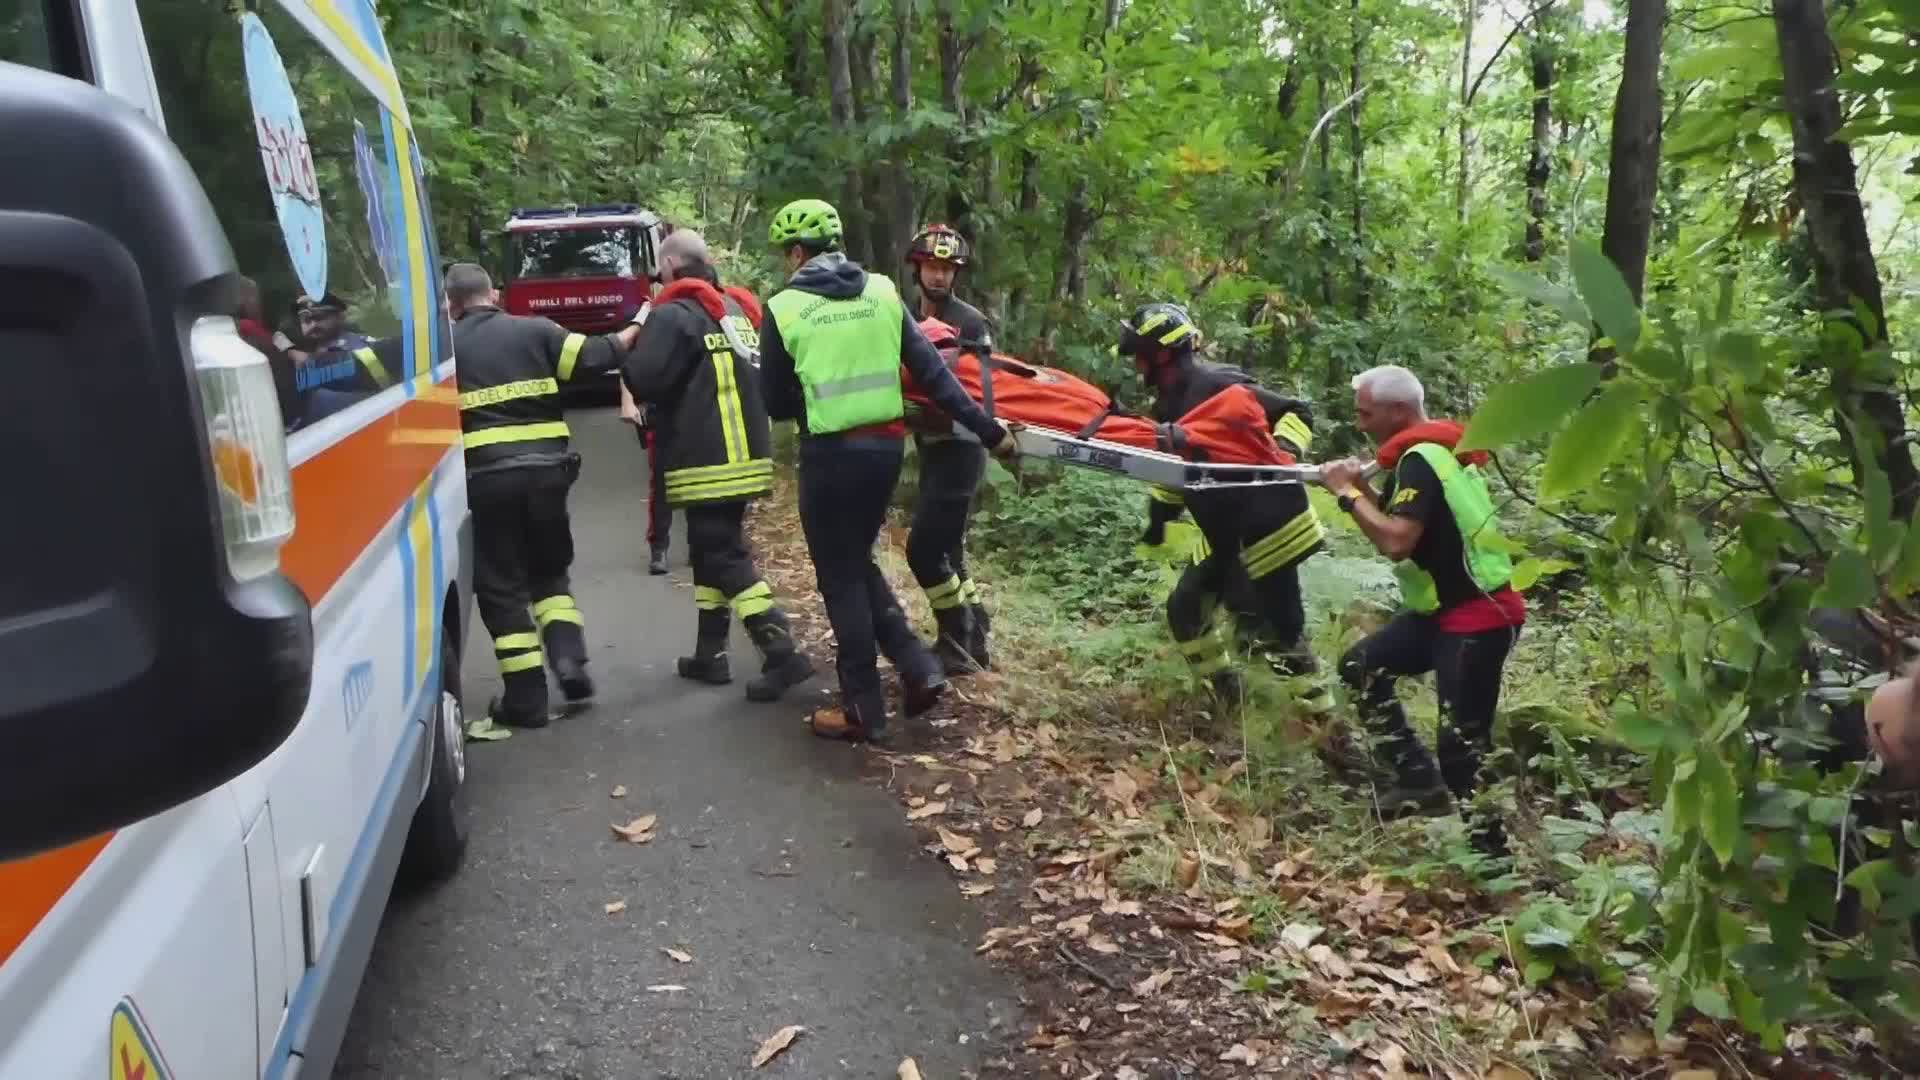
1120, 303, 1336, 727
276, 292, 402, 426
903, 224, 995, 674
621, 230, 815, 703
446, 263, 640, 728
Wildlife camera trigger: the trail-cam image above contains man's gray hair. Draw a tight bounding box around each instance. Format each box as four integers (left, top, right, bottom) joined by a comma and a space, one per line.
1352, 364, 1425, 411
445, 262, 494, 305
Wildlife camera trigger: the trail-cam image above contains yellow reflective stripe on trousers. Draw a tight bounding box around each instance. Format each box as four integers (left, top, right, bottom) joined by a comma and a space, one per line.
465, 420, 571, 448
669, 478, 773, 503
1148, 485, 1185, 506
1242, 511, 1326, 579
557, 333, 587, 381
354, 347, 393, 388
711, 352, 749, 463
1177, 633, 1230, 676
494, 632, 541, 652
694, 586, 727, 610
461, 378, 559, 410
499, 651, 544, 674
665, 459, 775, 482
729, 581, 774, 618
533, 595, 583, 627
925, 575, 964, 610
958, 578, 980, 604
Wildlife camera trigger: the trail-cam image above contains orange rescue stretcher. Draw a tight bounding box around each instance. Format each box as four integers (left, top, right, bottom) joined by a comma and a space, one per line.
904, 318, 1367, 490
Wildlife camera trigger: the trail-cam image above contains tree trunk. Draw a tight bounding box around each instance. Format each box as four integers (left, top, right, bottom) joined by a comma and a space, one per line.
1456, 0, 1478, 223
1008, 142, 1039, 321
1350, 1, 1369, 319
468, 36, 487, 257
887, 0, 917, 290
1042, 0, 1122, 348
935, 0, 976, 236
1600, 0, 1663, 303
782, 0, 814, 100
1317, 68, 1335, 313
1524, 6, 1555, 261
822, 0, 870, 263
1774, 0, 1918, 519
1595, 0, 1664, 365
849, 14, 884, 266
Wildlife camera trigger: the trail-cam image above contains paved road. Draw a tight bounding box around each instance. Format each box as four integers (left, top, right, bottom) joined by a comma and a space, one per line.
336, 408, 1018, 1080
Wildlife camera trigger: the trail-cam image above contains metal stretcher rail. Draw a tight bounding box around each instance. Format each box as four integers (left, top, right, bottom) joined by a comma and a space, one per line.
961, 422, 1380, 488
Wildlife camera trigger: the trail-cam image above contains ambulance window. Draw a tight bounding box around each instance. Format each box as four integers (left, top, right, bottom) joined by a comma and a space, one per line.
0, 0, 69, 73
136, 0, 413, 434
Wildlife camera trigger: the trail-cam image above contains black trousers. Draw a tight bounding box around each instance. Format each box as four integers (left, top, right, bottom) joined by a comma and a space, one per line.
1166, 548, 1311, 678
798, 436, 936, 706
906, 437, 985, 606
470, 462, 587, 716
644, 429, 671, 548
1339, 613, 1519, 798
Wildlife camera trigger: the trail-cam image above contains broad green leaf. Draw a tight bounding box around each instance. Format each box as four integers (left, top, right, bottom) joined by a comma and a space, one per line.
1691, 985, 1733, 1020
1457, 364, 1603, 453
1614, 707, 1675, 754
1540, 383, 1644, 501
1812, 548, 1876, 609
1570, 241, 1642, 354
1896, 508, 1920, 591
1511, 557, 1576, 590
1696, 749, 1739, 866
1487, 266, 1590, 326
1847, 421, 1898, 563
1844, 859, 1896, 912
1667, 757, 1702, 836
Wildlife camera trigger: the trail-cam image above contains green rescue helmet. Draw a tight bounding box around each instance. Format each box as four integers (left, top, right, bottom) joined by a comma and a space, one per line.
769, 199, 844, 249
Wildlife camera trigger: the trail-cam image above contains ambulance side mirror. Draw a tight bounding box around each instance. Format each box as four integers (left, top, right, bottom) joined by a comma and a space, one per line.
0, 63, 314, 862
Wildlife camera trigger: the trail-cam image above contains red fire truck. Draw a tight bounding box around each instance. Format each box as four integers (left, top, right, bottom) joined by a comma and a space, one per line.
500, 203, 670, 401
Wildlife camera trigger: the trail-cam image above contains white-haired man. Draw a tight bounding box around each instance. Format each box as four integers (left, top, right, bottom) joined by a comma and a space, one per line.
1319, 364, 1526, 856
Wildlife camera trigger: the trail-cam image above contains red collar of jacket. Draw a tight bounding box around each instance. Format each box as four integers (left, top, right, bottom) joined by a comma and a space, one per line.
1375, 419, 1491, 469
654, 278, 763, 329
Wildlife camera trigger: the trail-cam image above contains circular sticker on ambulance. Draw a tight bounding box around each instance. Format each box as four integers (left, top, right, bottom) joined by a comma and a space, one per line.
241, 12, 328, 301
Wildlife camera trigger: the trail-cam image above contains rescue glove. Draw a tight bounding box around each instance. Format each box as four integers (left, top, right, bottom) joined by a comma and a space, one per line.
988, 420, 1020, 461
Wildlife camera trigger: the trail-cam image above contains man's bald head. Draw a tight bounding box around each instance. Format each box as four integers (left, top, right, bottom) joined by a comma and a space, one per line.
657, 229, 714, 284
1868, 662, 1920, 787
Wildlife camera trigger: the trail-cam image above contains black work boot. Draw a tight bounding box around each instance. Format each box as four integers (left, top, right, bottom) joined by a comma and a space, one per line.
676, 608, 733, 685
553, 656, 596, 704
810, 690, 891, 744
932, 606, 977, 677
492, 669, 551, 729
648, 544, 669, 575
966, 602, 993, 670
903, 668, 948, 717
743, 608, 815, 702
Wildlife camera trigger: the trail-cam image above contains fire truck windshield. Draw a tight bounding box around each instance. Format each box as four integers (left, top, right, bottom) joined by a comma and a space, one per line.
508, 226, 638, 279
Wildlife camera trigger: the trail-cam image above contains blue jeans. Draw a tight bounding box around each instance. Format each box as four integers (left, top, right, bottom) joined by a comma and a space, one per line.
797, 436, 937, 709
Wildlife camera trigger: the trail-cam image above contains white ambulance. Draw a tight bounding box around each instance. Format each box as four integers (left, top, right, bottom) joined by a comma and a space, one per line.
0, 1, 472, 1077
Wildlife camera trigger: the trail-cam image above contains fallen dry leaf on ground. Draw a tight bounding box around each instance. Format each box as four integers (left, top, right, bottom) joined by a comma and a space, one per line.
1669, 1072, 1717, 1080
907, 800, 949, 820
1116, 1067, 1144, 1080
752, 1024, 805, 1068
1175, 854, 1201, 889
976, 857, 998, 875
664, 947, 692, 963
1133, 968, 1177, 998
960, 882, 996, 897
610, 784, 627, 798
611, 814, 658, 843
604, 900, 627, 915
937, 826, 979, 856
647, 984, 686, 993
1086, 933, 1122, 955
897, 1059, 924, 1080
1023, 807, 1044, 827
1483, 1065, 1531, 1080
1280, 923, 1325, 951
934, 782, 952, 796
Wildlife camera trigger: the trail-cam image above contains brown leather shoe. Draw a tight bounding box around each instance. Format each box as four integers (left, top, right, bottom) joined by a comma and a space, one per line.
809, 695, 891, 743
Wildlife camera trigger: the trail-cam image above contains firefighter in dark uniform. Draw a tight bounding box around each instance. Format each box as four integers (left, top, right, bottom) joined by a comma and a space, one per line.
903, 224, 996, 674
1120, 303, 1336, 725
446, 263, 640, 728
621, 229, 816, 702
